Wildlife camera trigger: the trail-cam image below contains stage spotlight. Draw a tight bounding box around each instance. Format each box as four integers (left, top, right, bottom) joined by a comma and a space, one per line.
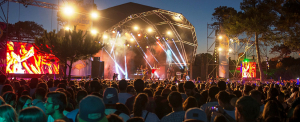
130, 38, 134, 41
156, 36, 159, 39
134, 26, 138, 30
146, 46, 149, 48
91, 29, 97, 35
218, 35, 223, 40
103, 35, 108, 39
112, 30, 116, 33
64, 26, 70, 30
64, 6, 74, 16
218, 47, 222, 51
127, 44, 130, 47
148, 28, 153, 32
138, 33, 141, 37
91, 12, 98, 18
167, 31, 172, 35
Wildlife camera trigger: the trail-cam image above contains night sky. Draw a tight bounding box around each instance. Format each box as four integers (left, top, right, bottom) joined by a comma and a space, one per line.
1, 0, 242, 54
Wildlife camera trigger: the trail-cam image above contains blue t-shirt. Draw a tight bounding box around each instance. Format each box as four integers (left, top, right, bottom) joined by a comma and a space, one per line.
66, 109, 79, 122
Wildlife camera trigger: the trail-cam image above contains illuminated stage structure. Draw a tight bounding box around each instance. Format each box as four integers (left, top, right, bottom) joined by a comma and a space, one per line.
206, 23, 268, 81
94, 2, 198, 79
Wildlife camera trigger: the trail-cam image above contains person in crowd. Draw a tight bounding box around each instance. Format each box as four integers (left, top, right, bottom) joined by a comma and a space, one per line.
287, 87, 299, 105
1, 84, 14, 95
132, 93, 160, 122
107, 114, 124, 122
104, 87, 130, 121
184, 108, 207, 122
0, 75, 6, 92
235, 96, 260, 122
289, 104, 300, 122
77, 95, 108, 122
250, 90, 264, 113
161, 91, 185, 122
184, 81, 196, 97
89, 80, 103, 95
116, 103, 131, 116
16, 95, 32, 113
200, 86, 219, 111
213, 115, 226, 122
0, 104, 18, 122
127, 117, 145, 122
261, 100, 282, 122
0, 96, 6, 105
126, 79, 144, 112
143, 88, 156, 113
29, 78, 39, 97
183, 96, 198, 111
2, 91, 17, 108
47, 79, 56, 92
44, 91, 70, 122
217, 81, 226, 91
118, 79, 133, 104
127, 85, 136, 96
243, 85, 253, 96
18, 106, 47, 122
66, 90, 88, 122
32, 87, 47, 113
178, 83, 188, 101
215, 91, 235, 119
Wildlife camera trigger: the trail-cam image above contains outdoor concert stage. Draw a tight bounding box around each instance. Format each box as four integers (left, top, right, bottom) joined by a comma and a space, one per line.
1, 2, 198, 80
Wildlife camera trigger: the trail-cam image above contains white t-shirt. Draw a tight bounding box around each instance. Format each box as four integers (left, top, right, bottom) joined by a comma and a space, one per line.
47, 110, 69, 122
118, 93, 133, 104
105, 108, 130, 122
130, 110, 160, 122
66, 109, 79, 122
200, 101, 219, 111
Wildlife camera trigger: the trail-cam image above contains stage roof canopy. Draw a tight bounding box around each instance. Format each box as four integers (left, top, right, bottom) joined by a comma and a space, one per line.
95, 2, 197, 63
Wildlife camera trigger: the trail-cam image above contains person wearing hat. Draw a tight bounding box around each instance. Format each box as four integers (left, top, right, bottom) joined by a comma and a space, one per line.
77, 95, 108, 122
184, 108, 207, 122
104, 87, 130, 121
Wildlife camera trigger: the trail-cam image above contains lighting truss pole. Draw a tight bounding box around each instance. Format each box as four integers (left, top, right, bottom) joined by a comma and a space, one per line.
206, 23, 219, 81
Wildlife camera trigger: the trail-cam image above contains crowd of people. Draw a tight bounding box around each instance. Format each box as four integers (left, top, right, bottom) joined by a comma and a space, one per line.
0, 74, 300, 122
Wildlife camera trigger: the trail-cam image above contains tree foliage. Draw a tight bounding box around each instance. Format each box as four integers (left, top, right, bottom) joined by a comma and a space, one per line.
211, 0, 293, 81
34, 27, 104, 80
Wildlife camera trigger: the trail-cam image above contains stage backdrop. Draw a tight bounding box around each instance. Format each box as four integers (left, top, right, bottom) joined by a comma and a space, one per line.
66, 59, 92, 77
6, 41, 59, 74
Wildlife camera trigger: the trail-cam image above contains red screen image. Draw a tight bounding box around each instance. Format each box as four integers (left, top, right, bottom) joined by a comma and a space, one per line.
6, 41, 59, 74
242, 62, 256, 78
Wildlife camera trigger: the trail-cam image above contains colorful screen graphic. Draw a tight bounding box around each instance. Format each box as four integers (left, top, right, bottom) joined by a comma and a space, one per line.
242, 62, 256, 78
6, 41, 59, 74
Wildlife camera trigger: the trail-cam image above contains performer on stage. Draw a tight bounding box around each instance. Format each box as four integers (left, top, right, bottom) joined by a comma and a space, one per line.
113, 73, 118, 81
151, 65, 159, 79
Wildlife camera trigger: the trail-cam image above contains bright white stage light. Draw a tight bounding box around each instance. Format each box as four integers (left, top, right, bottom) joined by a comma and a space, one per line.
218, 47, 222, 51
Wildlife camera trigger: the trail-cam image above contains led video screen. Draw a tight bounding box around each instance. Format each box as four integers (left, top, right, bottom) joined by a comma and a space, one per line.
6, 41, 59, 74
242, 62, 256, 78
